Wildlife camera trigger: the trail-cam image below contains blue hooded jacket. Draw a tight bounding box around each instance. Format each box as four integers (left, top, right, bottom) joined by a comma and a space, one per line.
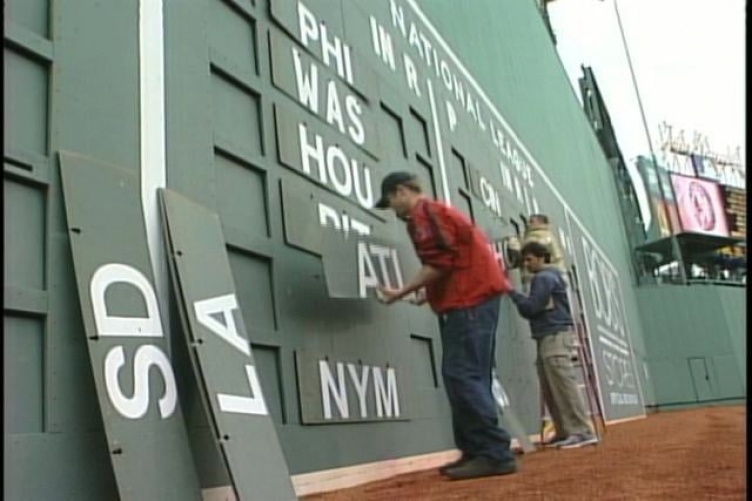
510, 267, 573, 339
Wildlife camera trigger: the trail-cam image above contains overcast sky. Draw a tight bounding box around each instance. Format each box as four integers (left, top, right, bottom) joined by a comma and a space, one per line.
547, 0, 746, 169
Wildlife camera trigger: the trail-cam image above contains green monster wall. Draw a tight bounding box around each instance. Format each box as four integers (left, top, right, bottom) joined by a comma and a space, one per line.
5, 0, 742, 499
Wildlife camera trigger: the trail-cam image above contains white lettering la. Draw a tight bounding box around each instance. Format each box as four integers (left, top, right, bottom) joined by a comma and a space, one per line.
194, 293, 268, 416
217, 365, 268, 415
194, 294, 250, 356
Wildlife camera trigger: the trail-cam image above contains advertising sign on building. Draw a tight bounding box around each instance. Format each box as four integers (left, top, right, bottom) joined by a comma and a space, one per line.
670, 174, 729, 237
566, 214, 645, 422
635, 156, 680, 240
719, 186, 746, 256
721, 186, 747, 240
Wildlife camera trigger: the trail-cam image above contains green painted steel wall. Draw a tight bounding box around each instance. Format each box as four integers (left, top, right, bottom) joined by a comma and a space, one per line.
5, 0, 134, 498
6, 0, 741, 499
636, 285, 746, 406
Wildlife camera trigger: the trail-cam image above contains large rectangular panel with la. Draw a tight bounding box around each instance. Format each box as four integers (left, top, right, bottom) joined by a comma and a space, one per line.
159, 188, 296, 501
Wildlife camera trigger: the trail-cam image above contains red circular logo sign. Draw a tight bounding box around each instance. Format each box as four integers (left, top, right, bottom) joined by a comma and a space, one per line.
688, 181, 716, 231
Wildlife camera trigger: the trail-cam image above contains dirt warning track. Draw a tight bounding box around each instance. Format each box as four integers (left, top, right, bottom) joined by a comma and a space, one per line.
304, 405, 746, 500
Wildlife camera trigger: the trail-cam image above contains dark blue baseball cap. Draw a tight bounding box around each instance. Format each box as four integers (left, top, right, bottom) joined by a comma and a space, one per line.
374, 171, 416, 209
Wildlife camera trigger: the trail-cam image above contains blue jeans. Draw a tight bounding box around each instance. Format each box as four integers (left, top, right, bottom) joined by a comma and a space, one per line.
438, 295, 514, 462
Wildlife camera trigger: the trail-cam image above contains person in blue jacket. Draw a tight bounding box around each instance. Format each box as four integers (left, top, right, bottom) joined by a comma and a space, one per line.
508, 241, 598, 449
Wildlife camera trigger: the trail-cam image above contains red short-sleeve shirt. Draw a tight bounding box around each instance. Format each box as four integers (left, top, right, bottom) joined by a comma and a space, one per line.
407, 198, 511, 313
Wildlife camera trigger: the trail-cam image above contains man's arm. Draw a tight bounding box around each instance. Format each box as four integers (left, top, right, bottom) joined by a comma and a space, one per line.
509, 273, 555, 319
378, 264, 446, 305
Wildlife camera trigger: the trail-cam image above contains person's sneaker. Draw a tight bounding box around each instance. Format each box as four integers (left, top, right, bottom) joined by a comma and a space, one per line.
439, 455, 472, 476
540, 436, 568, 448
445, 456, 518, 480
557, 433, 599, 449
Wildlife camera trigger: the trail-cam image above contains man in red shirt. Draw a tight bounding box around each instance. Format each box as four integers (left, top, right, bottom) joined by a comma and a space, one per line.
375, 171, 518, 480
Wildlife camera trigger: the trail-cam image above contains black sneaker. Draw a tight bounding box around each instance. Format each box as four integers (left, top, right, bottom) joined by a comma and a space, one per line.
439, 455, 472, 476
445, 456, 518, 480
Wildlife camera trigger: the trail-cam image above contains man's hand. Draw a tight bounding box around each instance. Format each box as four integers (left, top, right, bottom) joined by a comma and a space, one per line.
407, 288, 428, 305
377, 285, 403, 305
378, 265, 444, 305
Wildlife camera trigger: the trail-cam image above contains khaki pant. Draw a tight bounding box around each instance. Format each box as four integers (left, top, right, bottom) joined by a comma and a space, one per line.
536, 331, 592, 437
